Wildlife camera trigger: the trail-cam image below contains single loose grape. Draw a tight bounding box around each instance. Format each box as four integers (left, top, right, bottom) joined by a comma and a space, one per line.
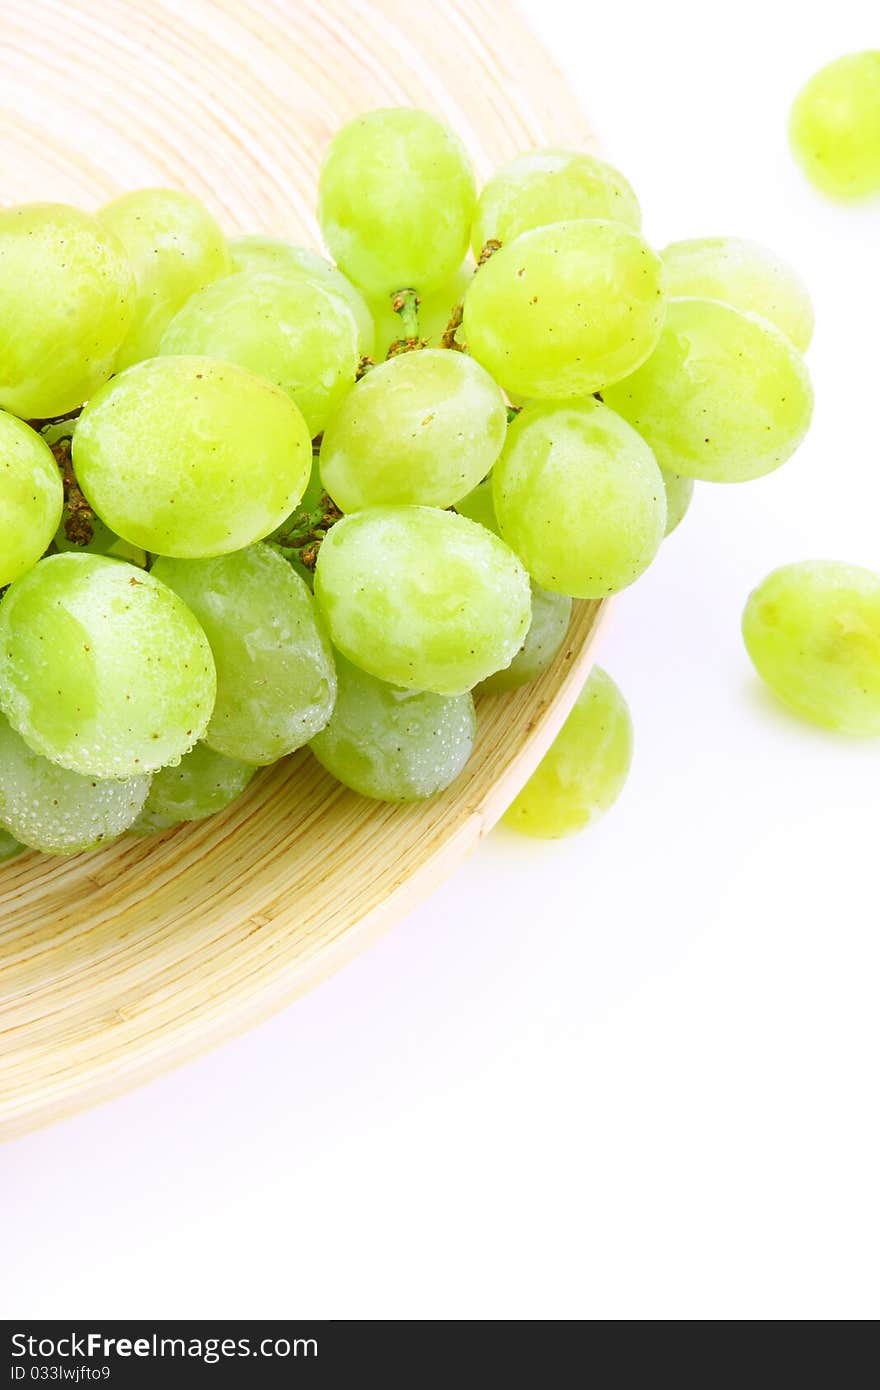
314, 506, 531, 695
472, 148, 641, 255
742, 561, 880, 735
310, 653, 475, 801
503, 666, 633, 838
789, 52, 880, 199
0, 713, 149, 855
661, 469, 694, 536
456, 480, 572, 692
0, 411, 63, 586
369, 265, 472, 359
159, 271, 359, 436
0, 827, 26, 862
152, 545, 336, 764
229, 236, 375, 356
73, 356, 311, 558
493, 398, 666, 598
661, 237, 814, 351
604, 298, 813, 483
461, 219, 666, 399
98, 188, 231, 369
134, 742, 256, 832
320, 350, 507, 512
0, 202, 132, 419
318, 108, 476, 296
0, 553, 216, 778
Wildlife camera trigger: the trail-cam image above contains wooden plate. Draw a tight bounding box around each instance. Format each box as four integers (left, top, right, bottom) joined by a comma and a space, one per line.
0, 0, 605, 1140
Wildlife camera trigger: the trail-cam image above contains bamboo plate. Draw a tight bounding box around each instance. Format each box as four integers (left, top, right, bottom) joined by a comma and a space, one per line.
0, 0, 605, 1140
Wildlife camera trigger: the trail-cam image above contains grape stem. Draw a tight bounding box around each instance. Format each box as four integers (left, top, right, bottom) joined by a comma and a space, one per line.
386, 288, 424, 357
50, 431, 95, 547
440, 241, 501, 352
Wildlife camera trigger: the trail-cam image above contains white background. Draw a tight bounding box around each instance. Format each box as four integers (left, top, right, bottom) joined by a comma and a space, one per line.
2, 0, 878, 1321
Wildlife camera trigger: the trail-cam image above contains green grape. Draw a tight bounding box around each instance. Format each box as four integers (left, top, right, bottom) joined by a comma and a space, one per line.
310, 653, 475, 801
0, 553, 216, 777
454, 476, 497, 532
318, 108, 476, 296
229, 236, 375, 356
314, 506, 531, 695
73, 356, 311, 558
0, 202, 133, 419
134, 742, 256, 832
320, 350, 507, 511
369, 265, 472, 359
0, 827, 26, 863
98, 188, 231, 369
0, 713, 149, 855
479, 585, 571, 694
503, 665, 633, 838
0, 411, 63, 586
471, 148, 641, 256
492, 398, 666, 598
456, 480, 572, 692
661, 237, 814, 351
789, 52, 880, 198
742, 561, 880, 735
461, 219, 666, 399
604, 297, 813, 483
152, 544, 336, 764
159, 271, 359, 436
661, 468, 694, 536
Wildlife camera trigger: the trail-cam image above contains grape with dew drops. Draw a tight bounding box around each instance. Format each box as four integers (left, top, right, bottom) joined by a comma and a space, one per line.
318, 107, 476, 297
229, 236, 375, 357
133, 743, 257, 833
314, 506, 531, 696
0, 713, 150, 855
98, 187, 232, 369
152, 544, 336, 765
310, 653, 476, 802
0, 553, 216, 779
73, 356, 312, 559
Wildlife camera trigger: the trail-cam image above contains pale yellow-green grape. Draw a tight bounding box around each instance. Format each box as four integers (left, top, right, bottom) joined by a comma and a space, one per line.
134, 742, 256, 832
159, 271, 359, 436
0, 554, 216, 777
461, 219, 666, 399
318, 108, 476, 296
604, 298, 813, 483
98, 188, 231, 369
478, 585, 572, 694
0, 827, 25, 862
492, 398, 666, 597
0, 411, 63, 586
229, 236, 375, 356
471, 149, 641, 256
661, 469, 694, 536
456, 480, 572, 692
320, 350, 507, 511
661, 237, 814, 351
310, 653, 476, 801
789, 52, 880, 198
314, 506, 531, 695
0, 203, 132, 419
73, 356, 311, 557
0, 713, 149, 855
503, 665, 633, 838
742, 561, 880, 735
152, 544, 336, 764
369, 265, 472, 359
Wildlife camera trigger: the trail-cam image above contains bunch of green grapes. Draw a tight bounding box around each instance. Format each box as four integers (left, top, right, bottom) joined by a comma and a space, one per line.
0, 103, 838, 863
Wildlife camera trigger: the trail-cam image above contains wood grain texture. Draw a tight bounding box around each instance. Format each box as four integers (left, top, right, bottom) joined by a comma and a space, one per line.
0, 0, 603, 1140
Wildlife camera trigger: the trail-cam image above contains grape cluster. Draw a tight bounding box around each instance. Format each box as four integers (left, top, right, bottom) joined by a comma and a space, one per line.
0, 102, 844, 861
